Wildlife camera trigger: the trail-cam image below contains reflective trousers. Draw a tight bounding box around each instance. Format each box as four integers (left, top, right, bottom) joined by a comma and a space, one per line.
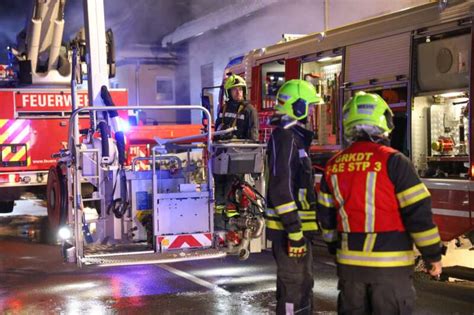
337, 275, 416, 315
272, 238, 313, 315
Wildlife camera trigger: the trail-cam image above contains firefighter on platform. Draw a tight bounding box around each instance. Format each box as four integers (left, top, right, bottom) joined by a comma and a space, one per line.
317, 91, 443, 315
266, 79, 322, 315
214, 74, 259, 220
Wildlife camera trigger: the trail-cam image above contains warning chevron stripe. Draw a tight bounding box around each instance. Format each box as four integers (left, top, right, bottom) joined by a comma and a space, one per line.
0, 119, 9, 130
157, 233, 213, 251
0, 120, 29, 144
10, 127, 30, 145
1, 145, 27, 163
0, 119, 30, 165
2, 144, 25, 161
9, 146, 27, 162
2, 121, 29, 144
2, 146, 11, 156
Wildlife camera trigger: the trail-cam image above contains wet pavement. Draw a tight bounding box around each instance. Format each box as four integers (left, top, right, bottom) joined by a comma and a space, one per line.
1, 237, 473, 315
0, 239, 334, 314
0, 200, 473, 314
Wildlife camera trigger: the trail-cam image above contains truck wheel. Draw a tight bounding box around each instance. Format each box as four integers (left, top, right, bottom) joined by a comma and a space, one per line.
0, 201, 14, 213
46, 164, 68, 230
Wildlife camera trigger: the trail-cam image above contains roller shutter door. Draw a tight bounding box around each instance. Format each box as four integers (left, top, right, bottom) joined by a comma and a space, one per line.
345, 32, 411, 85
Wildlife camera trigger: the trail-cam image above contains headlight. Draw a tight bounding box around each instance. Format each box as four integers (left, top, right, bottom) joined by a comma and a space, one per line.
58, 226, 72, 240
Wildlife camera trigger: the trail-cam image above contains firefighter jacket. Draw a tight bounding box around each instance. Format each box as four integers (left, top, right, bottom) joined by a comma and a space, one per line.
317, 141, 442, 279
266, 120, 318, 240
215, 100, 259, 141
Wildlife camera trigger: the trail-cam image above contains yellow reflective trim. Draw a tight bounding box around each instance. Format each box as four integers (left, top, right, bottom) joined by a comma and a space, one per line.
302, 221, 318, 231
288, 231, 303, 241
363, 233, 377, 252
265, 208, 278, 217
331, 175, 350, 232
365, 172, 376, 232
275, 201, 298, 215
298, 210, 315, 220
322, 228, 338, 242
215, 205, 225, 214
415, 235, 441, 247
397, 183, 431, 208
341, 233, 349, 251
337, 249, 415, 267
265, 220, 318, 231
411, 226, 441, 247
318, 192, 334, 208
266, 220, 284, 230
411, 226, 439, 238
298, 189, 310, 210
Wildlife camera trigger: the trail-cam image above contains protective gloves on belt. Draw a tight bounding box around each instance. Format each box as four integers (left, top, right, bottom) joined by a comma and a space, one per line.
287, 231, 307, 258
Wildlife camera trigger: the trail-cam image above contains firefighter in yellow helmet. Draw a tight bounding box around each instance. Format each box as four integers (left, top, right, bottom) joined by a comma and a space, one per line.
266, 79, 322, 315
317, 91, 442, 314
214, 74, 259, 221
216, 74, 259, 140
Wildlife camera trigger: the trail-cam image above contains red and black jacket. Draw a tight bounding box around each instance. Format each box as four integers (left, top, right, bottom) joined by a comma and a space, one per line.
317, 141, 442, 278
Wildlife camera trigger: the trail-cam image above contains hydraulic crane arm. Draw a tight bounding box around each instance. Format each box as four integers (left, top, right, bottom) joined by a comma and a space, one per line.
8, 0, 115, 86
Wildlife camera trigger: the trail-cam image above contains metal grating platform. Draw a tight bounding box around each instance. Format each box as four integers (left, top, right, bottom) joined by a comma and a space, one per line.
84, 242, 151, 255
81, 248, 227, 267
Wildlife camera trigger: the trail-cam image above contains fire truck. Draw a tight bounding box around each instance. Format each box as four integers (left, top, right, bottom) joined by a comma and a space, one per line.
0, 0, 131, 214
0, 0, 266, 266
222, 1, 474, 269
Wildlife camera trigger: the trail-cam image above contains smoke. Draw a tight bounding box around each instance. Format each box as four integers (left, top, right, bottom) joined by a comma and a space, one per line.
0, 0, 231, 64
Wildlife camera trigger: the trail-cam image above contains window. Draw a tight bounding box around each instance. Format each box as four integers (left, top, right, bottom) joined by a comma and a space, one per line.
261, 60, 285, 110
156, 77, 174, 103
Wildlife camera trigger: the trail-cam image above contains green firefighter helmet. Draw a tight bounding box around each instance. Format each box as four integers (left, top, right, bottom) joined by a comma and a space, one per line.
224, 74, 247, 99
342, 91, 394, 137
275, 79, 322, 120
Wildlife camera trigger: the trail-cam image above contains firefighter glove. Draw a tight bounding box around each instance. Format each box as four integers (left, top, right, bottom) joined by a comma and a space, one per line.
288, 231, 307, 258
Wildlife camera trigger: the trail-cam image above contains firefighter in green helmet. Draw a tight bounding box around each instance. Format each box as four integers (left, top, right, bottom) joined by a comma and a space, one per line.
266, 79, 322, 314
214, 74, 259, 221
317, 91, 443, 314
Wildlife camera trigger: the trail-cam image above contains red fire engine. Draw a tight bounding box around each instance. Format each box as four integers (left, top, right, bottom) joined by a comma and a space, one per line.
0, 0, 201, 219
222, 1, 474, 268
0, 0, 265, 267
0, 88, 127, 211
0, 0, 124, 215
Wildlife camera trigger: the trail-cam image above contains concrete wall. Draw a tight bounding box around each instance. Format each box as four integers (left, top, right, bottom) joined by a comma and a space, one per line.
185, 0, 430, 123
187, 0, 325, 122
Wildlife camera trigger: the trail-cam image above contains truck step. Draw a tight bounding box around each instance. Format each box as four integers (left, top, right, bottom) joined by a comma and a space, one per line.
81, 248, 226, 267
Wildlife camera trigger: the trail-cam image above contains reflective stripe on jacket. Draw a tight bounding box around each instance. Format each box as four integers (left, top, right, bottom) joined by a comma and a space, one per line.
317, 141, 441, 269
266, 123, 318, 240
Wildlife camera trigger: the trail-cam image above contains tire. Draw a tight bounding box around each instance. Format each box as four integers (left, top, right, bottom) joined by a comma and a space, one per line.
0, 201, 14, 213
46, 164, 68, 230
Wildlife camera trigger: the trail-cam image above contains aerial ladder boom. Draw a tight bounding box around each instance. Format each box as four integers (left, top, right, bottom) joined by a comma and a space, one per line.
9, 0, 115, 86
12, 0, 70, 85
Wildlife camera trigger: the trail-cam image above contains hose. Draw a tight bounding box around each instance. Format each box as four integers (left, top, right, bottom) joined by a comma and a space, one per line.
97, 121, 109, 159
